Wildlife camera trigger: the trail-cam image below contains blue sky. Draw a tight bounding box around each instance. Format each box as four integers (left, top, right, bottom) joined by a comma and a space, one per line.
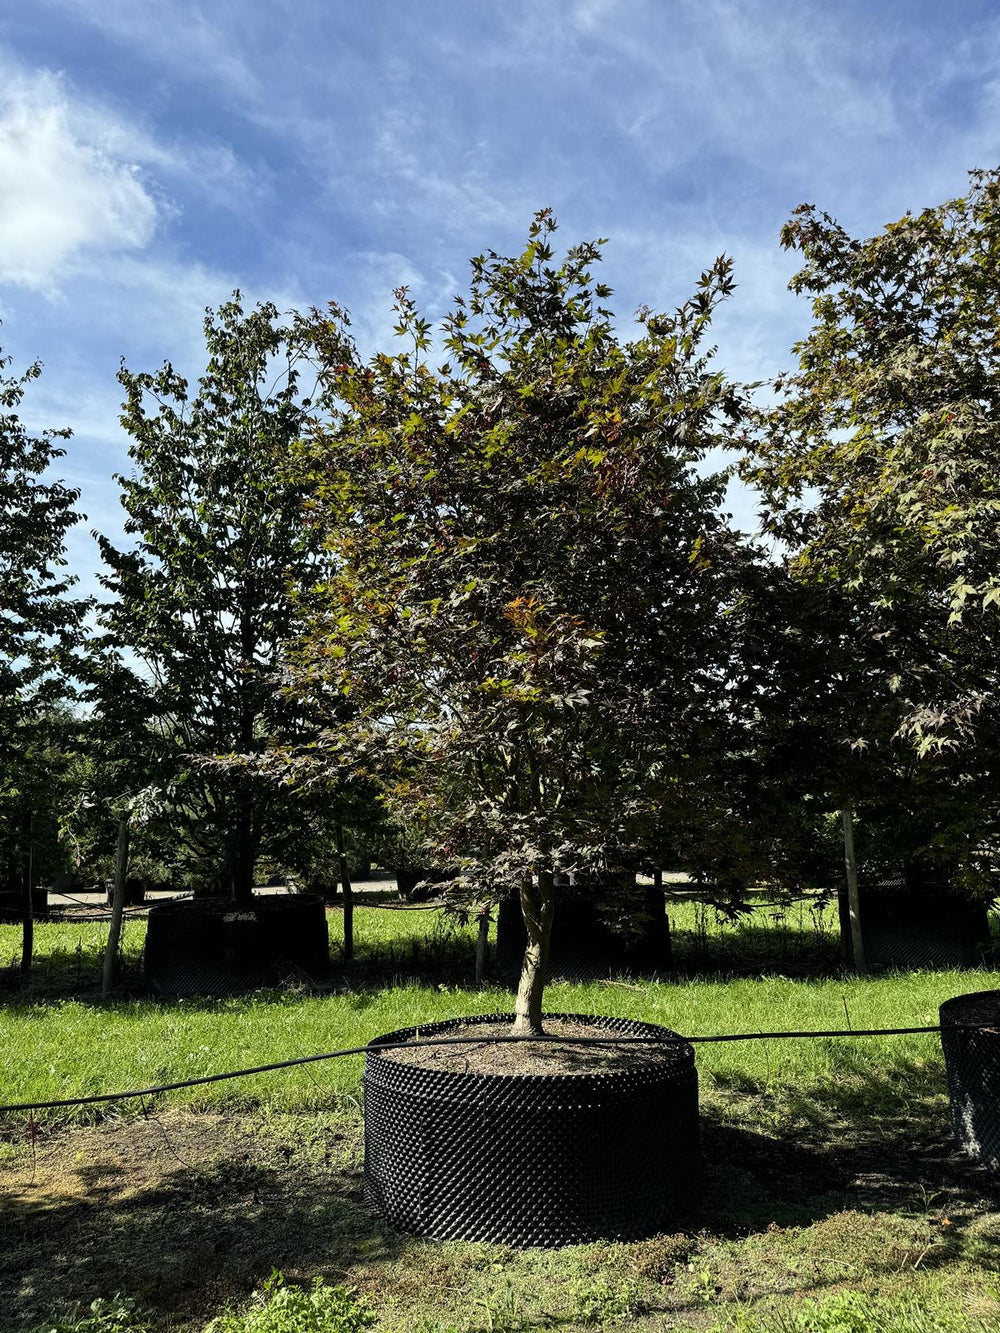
2, 0, 998, 594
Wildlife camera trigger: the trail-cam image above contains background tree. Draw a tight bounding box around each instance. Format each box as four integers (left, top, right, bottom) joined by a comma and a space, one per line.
294, 212, 752, 1032
95, 296, 337, 900
744, 169, 1000, 885
0, 342, 90, 969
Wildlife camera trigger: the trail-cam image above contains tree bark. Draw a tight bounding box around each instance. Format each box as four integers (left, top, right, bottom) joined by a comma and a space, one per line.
475, 908, 491, 984
102, 814, 131, 999
336, 821, 354, 961
232, 607, 258, 902
230, 786, 257, 903
19, 809, 33, 977
513, 870, 554, 1035
842, 805, 867, 975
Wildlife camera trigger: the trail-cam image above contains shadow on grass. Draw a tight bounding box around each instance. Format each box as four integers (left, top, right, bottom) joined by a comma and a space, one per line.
0, 1112, 407, 1331
701, 1050, 1000, 1237
4, 1057, 1000, 1333
0, 942, 146, 1003
0, 903, 849, 1010
670, 924, 843, 979
0, 919, 481, 1013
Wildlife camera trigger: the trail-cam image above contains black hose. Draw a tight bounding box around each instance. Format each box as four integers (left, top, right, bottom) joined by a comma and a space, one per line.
0, 1023, 959, 1116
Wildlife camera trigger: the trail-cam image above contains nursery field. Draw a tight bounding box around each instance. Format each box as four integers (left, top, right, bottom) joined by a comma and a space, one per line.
2, 899, 1000, 1333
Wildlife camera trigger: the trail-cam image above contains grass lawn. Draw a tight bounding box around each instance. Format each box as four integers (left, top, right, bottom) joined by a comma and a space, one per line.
1, 898, 1000, 1332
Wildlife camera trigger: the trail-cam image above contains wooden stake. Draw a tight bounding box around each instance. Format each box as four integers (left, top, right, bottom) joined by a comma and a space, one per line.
475, 908, 491, 984
102, 814, 131, 999
336, 822, 354, 961
19, 809, 34, 976
842, 805, 867, 975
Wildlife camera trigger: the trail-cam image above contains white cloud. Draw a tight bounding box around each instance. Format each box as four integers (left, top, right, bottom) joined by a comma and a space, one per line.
0, 69, 160, 289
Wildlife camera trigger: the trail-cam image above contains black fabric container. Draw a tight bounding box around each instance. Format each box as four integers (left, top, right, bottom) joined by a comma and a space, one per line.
144, 893, 329, 997
940, 990, 1000, 1171
0, 887, 49, 923
838, 870, 991, 971
495, 880, 671, 981
363, 1011, 699, 1246
105, 878, 146, 908
395, 867, 450, 901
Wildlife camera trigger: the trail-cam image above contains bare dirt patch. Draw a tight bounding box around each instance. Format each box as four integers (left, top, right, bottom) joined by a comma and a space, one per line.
3, 1097, 1000, 1332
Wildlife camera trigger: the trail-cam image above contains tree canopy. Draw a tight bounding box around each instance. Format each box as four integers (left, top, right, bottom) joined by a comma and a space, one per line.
294, 211, 754, 1027
0, 343, 90, 964
94, 296, 334, 898
744, 169, 1000, 882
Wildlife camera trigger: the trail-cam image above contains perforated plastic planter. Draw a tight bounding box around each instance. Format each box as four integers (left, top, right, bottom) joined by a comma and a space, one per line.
144, 893, 329, 997
940, 990, 1000, 1171
363, 1012, 699, 1246
838, 873, 991, 971
0, 886, 48, 923
106, 878, 146, 908
395, 867, 451, 901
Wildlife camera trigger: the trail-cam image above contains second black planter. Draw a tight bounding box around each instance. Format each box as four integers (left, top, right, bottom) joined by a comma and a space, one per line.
144, 893, 330, 997
0, 886, 48, 923
494, 880, 671, 981
363, 1012, 699, 1246
940, 989, 1000, 1171
839, 872, 991, 971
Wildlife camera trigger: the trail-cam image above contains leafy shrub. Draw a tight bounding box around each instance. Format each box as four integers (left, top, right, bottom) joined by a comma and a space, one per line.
206, 1272, 375, 1333
724, 1289, 993, 1333
27, 1296, 151, 1333
569, 1275, 648, 1325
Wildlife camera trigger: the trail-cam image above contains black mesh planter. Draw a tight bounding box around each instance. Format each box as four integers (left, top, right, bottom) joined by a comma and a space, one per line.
395, 867, 450, 902
364, 1012, 699, 1246
940, 990, 1000, 1171
495, 881, 671, 982
0, 887, 48, 923
106, 878, 146, 908
838, 871, 991, 971
144, 893, 330, 997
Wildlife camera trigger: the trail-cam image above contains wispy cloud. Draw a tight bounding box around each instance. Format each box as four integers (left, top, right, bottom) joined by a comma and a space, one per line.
3, 0, 1000, 563
36, 0, 260, 105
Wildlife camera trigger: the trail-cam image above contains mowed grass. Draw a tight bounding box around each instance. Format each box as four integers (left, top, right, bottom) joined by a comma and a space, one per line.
3, 898, 1000, 1332
0, 902, 978, 1123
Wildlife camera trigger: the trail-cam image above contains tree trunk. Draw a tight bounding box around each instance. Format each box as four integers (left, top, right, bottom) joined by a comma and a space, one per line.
102, 814, 131, 999
842, 805, 867, 975
336, 822, 354, 961
19, 809, 34, 977
230, 787, 256, 903
475, 908, 491, 984
513, 870, 554, 1035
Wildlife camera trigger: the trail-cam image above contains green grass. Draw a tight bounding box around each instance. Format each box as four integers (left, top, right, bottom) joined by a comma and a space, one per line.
0, 899, 980, 1125
3, 898, 1000, 1333
0, 942, 978, 1124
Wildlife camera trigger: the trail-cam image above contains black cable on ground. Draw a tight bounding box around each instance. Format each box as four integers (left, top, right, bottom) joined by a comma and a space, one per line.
0, 1023, 961, 1116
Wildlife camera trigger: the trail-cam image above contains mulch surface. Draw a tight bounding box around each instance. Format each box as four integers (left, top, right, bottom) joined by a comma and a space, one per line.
378, 1016, 684, 1076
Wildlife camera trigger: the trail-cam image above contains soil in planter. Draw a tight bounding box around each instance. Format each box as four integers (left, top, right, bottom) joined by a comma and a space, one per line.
380, 1015, 682, 1076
